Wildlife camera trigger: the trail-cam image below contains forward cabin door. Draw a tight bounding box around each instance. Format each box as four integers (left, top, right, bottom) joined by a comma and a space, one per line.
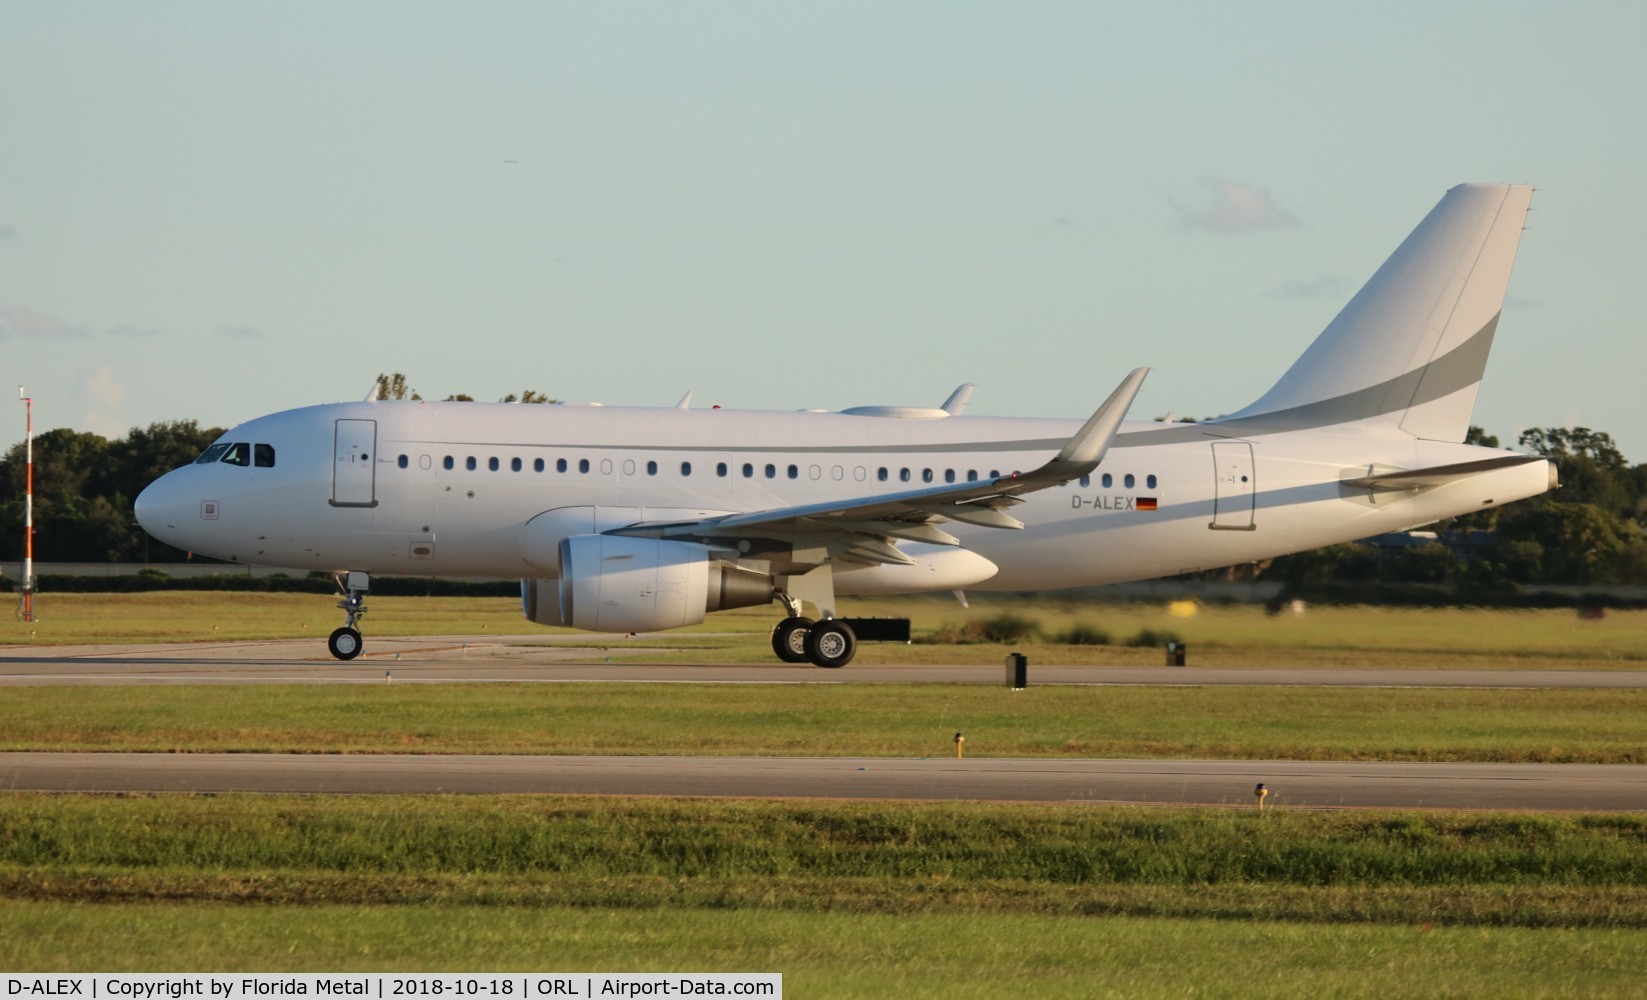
332, 419, 379, 508
1210, 441, 1256, 530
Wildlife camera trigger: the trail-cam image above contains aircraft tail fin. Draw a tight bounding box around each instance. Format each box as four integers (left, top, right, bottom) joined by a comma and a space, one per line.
1225, 183, 1534, 441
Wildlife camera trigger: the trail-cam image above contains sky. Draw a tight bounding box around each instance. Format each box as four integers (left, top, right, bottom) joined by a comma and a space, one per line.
4, 2, 1646, 460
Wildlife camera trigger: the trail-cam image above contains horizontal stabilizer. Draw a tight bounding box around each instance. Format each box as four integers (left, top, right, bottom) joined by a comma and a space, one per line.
1342, 454, 1545, 491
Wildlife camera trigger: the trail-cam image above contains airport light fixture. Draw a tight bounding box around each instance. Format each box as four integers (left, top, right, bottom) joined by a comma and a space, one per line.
18, 386, 33, 622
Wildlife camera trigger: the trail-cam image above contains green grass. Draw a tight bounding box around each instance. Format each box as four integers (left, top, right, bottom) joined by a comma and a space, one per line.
4, 682, 1643, 762
4, 794, 1645, 928
7, 593, 1647, 669
5, 903, 1646, 998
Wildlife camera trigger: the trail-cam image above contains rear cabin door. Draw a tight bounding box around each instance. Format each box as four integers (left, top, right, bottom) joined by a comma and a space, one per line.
1210, 441, 1256, 530
332, 419, 379, 508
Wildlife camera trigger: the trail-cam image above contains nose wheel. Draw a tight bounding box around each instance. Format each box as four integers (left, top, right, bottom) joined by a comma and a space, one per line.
328, 626, 363, 660
329, 571, 370, 661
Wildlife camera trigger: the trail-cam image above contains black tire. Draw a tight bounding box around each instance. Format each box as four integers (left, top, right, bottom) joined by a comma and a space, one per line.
804, 619, 856, 668
771, 616, 814, 663
328, 626, 363, 660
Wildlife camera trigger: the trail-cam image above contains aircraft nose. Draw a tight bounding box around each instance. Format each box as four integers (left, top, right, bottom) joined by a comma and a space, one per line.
134, 472, 186, 548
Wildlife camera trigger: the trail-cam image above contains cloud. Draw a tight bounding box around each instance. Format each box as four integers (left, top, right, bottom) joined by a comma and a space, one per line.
1172, 177, 1301, 234
0, 224, 16, 241
79, 363, 129, 439
0, 306, 90, 340
104, 323, 165, 338
83, 362, 126, 409
215, 324, 267, 340
1269, 273, 1353, 299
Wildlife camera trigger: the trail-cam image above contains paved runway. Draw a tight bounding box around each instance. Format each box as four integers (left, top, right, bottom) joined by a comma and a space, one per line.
4, 752, 1643, 811
5, 637, 1643, 812
4, 635, 1646, 688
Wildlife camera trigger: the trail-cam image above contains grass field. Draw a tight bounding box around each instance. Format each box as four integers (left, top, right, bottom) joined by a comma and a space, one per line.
4, 682, 1644, 762
5, 903, 1646, 998
6, 592, 1647, 669
5, 592, 1646, 987
4, 795, 1647, 992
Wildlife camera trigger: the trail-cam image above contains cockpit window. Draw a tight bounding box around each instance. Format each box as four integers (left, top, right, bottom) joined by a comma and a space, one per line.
195, 443, 230, 465
220, 443, 251, 467
254, 444, 275, 468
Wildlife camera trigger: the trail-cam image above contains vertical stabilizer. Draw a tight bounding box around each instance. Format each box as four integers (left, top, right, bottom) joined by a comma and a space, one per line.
1225, 183, 1533, 441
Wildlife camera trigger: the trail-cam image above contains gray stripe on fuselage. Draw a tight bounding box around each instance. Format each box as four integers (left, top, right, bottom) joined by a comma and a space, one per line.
392, 316, 1498, 459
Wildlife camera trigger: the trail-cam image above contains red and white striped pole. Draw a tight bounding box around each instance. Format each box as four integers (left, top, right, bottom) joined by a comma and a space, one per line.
18, 387, 33, 622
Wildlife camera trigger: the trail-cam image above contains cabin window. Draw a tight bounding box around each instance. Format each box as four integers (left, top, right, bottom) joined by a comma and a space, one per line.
466, 456, 477, 471
922, 469, 933, 483
220, 443, 251, 467
765, 463, 776, 479
878, 467, 888, 482
809, 465, 821, 481
743, 463, 754, 478
420, 455, 432, 471
489, 457, 500, 472
1102, 473, 1112, 488
578, 459, 590, 474
1079, 474, 1090, 487
681, 461, 692, 476
443, 456, 454, 470
900, 468, 911, 482
601, 459, 613, 475
255, 444, 276, 468
398, 455, 409, 469
647, 460, 658, 476
1124, 473, 1135, 489
944, 469, 955, 483
511, 457, 522, 472
832, 465, 844, 481
1147, 474, 1157, 489
854, 466, 866, 482
788, 464, 799, 480
534, 458, 545, 472
195, 443, 230, 465
622, 460, 635, 476
556, 458, 568, 473
967, 470, 978, 482
990, 469, 1000, 478
717, 462, 729, 478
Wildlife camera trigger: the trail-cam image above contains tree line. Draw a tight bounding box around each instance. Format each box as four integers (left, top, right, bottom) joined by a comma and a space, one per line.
3, 403, 1645, 588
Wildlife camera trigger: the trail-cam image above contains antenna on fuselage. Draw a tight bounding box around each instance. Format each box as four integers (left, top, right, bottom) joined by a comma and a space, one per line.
676, 391, 693, 410
364, 381, 381, 402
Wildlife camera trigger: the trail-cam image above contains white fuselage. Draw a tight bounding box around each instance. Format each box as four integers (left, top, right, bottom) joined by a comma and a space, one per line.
134, 398, 1553, 592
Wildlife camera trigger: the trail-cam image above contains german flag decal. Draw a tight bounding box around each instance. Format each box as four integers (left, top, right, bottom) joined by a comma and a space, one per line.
1136, 497, 1159, 511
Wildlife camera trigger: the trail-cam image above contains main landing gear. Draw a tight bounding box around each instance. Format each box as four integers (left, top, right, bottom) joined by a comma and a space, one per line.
770, 594, 857, 668
328, 571, 370, 660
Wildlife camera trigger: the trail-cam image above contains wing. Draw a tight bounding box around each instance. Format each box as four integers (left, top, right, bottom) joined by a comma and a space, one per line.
613, 367, 1149, 569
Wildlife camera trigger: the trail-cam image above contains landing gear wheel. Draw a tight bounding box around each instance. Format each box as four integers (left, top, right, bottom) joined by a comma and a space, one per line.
328, 626, 363, 660
804, 619, 857, 668
771, 617, 815, 663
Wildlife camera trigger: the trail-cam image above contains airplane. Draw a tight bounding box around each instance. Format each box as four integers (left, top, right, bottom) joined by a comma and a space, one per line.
135, 183, 1555, 667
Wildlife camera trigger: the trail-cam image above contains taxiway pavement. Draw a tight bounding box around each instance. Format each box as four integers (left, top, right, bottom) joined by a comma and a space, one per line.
3, 752, 1643, 811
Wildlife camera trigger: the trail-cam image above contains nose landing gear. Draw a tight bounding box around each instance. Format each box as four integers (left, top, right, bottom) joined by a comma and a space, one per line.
328, 571, 370, 660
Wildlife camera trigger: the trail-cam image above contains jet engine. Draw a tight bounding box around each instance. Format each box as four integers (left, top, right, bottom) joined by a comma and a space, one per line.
525, 534, 774, 633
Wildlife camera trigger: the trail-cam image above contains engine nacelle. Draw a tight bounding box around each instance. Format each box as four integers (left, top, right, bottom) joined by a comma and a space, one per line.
543, 534, 774, 633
